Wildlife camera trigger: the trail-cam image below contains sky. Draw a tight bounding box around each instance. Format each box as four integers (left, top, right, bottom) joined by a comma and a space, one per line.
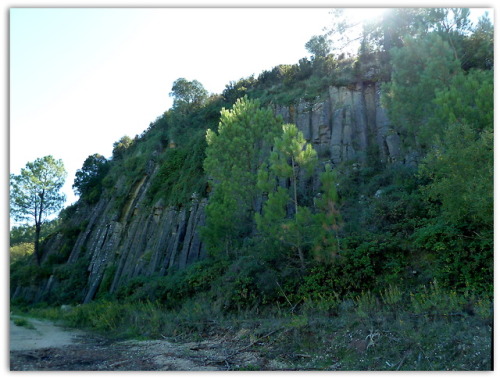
9, 7, 338, 207
7, 3, 495, 211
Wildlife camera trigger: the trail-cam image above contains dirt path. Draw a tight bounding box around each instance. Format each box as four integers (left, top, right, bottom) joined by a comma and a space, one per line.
10, 317, 85, 351
9, 316, 281, 371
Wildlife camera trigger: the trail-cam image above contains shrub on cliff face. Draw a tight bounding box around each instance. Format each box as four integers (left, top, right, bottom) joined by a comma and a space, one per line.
10, 242, 34, 264
50, 257, 90, 305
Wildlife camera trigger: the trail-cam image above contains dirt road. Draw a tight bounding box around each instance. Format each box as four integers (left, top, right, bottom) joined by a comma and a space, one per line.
10, 317, 85, 351
9, 316, 279, 371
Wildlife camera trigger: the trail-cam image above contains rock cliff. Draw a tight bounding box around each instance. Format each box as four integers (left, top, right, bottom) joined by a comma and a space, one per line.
274, 82, 401, 165
13, 82, 401, 304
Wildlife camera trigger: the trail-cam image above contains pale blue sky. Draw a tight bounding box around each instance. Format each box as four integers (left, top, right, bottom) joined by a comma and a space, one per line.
10, 7, 337, 207
9, 6, 494, 211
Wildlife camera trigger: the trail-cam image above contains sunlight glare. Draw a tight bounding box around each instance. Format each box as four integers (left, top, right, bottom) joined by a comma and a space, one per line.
345, 8, 388, 26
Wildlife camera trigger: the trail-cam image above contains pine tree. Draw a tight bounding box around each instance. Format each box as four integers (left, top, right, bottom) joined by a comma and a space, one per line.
10, 156, 67, 265
203, 97, 282, 256
256, 123, 318, 269
382, 33, 461, 153
313, 164, 342, 263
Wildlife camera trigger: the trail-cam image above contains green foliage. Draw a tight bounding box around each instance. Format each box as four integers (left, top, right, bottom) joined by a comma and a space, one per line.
10, 219, 60, 247
96, 264, 117, 299
410, 280, 467, 315
461, 13, 494, 71
12, 317, 35, 329
210, 255, 293, 312
10, 224, 37, 246
147, 135, 207, 207
10, 156, 67, 265
421, 124, 492, 227
73, 153, 109, 204
256, 123, 318, 269
345, 164, 428, 237
270, 124, 318, 181
10, 257, 52, 288
203, 97, 282, 256
169, 77, 208, 110
248, 53, 358, 106
421, 70, 493, 227
51, 257, 90, 304
10, 156, 67, 224
407, 69, 493, 296
222, 76, 256, 105
112, 135, 133, 160
10, 242, 34, 264
312, 164, 342, 263
115, 258, 230, 309
305, 34, 332, 59
412, 221, 493, 295
432, 69, 493, 137
255, 187, 289, 244
383, 33, 461, 151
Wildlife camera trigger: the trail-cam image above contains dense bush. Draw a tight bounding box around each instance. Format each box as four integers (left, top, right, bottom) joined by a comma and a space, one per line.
146, 133, 207, 207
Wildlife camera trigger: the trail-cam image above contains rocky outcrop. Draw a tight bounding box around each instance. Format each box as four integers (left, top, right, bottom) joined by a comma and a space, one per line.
12, 161, 208, 304
13, 81, 401, 305
275, 82, 401, 165
71, 174, 208, 303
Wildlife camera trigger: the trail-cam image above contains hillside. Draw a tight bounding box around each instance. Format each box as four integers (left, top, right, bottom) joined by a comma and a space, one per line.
10, 9, 493, 370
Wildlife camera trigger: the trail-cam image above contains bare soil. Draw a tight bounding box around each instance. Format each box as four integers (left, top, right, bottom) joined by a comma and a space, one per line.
9, 317, 285, 371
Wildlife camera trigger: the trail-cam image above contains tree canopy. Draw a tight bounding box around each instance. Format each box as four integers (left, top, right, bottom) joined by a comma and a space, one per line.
256, 123, 318, 269
73, 153, 110, 203
382, 32, 461, 152
203, 96, 282, 256
169, 77, 208, 109
305, 34, 332, 59
10, 156, 66, 265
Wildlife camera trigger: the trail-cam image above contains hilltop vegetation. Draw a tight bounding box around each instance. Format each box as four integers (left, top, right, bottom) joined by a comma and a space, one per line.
11, 8, 493, 370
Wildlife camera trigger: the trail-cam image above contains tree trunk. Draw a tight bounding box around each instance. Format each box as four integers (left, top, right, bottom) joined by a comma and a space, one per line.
34, 222, 42, 266
291, 156, 298, 215
297, 246, 306, 271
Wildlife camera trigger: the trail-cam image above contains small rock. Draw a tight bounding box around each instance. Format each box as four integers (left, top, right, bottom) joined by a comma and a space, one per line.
60, 305, 72, 312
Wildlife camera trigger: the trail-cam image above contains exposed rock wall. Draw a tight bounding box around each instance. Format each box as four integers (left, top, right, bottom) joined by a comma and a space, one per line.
71, 171, 208, 303
13, 162, 208, 304
275, 82, 401, 164
13, 82, 401, 304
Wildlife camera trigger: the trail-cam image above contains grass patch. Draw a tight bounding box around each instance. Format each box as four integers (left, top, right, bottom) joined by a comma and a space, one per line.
17, 283, 492, 370
11, 316, 36, 330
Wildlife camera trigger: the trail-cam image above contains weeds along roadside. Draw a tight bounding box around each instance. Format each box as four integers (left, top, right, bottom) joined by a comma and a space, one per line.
13, 281, 493, 371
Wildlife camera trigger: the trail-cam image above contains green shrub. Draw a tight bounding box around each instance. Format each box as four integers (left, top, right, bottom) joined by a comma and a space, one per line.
51, 257, 90, 304
10, 242, 34, 264
147, 133, 207, 207
380, 284, 404, 307
10, 258, 51, 287
410, 280, 467, 315
12, 317, 35, 329
413, 221, 493, 295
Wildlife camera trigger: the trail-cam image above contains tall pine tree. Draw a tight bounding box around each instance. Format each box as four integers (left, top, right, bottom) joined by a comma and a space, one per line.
256, 123, 318, 269
203, 97, 282, 256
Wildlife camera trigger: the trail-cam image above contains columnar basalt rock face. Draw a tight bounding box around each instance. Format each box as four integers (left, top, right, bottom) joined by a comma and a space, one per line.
70, 171, 209, 302
16, 161, 209, 304
275, 82, 401, 165
15, 82, 401, 304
